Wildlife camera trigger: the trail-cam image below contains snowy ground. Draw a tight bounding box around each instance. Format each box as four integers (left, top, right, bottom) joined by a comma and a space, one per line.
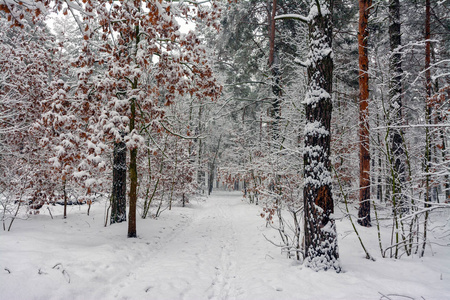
1, 191, 449, 300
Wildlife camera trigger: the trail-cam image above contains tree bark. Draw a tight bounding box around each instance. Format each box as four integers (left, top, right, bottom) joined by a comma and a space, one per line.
303, 0, 340, 272
424, 0, 432, 193
208, 165, 214, 196
389, 0, 406, 210
425, 0, 431, 104
196, 105, 204, 193
357, 0, 372, 227
63, 180, 67, 219
127, 27, 140, 238
111, 139, 127, 224
421, 0, 432, 257
269, 0, 282, 144
208, 135, 221, 196
128, 96, 137, 238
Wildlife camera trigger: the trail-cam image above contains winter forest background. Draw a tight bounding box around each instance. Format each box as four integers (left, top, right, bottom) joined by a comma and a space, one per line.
0, 0, 449, 299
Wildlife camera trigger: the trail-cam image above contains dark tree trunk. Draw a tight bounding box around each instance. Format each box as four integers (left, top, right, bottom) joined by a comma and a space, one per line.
208, 163, 214, 196
269, 0, 282, 144
111, 140, 127, 224
375, 112, 384, 202
303, 0, 340, 272
271, 51, 282, 144
421, 0, 432, 257
389, 0, 406, 210
357, 0, 372, 227
424, 0, 432, 204
127, 29, 140, 238
196, 105, 204, 194
128, 148, 137, 238
425, 0, 432, 121
208, 135, 221, 196
63, 180, 67, 219
441, 132, 450, 201
128, 96, 137, 238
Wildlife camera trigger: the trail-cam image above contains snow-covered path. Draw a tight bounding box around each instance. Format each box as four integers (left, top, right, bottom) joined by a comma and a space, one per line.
1, 191, 450, 300
1, 192, 286, 300
115, 192, 285, 300
119, 192, 246, 300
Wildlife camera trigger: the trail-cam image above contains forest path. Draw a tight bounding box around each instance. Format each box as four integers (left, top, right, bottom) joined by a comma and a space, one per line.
3, 191, 447, 300
115, 191, 267, 300
1, 191, 287, 300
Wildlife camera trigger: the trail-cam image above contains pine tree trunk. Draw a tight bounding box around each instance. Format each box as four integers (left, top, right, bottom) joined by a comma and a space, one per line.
111, 140, 127, 224
422, 0, 432, 257
358, 0, 372, 227
389, 0, 406, 210
424, 0, 432, 187
269, 0, 281, 144
303, 0, 340, 272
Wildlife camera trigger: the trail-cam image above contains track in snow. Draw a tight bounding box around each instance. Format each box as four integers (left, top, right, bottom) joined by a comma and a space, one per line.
116, 192, 255, 300
3, 191, 446, 300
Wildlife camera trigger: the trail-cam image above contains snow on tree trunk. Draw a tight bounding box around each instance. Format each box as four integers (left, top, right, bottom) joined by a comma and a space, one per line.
111, 140, 127, 224
388, 0, 406, 209
303, 0, 340, 272
269, 0, 282, 145
422, 0, 432, 257
357, 0, 372, 227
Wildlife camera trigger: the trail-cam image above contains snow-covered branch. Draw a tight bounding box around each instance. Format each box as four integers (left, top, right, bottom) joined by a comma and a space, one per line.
274, 14, 308, 23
